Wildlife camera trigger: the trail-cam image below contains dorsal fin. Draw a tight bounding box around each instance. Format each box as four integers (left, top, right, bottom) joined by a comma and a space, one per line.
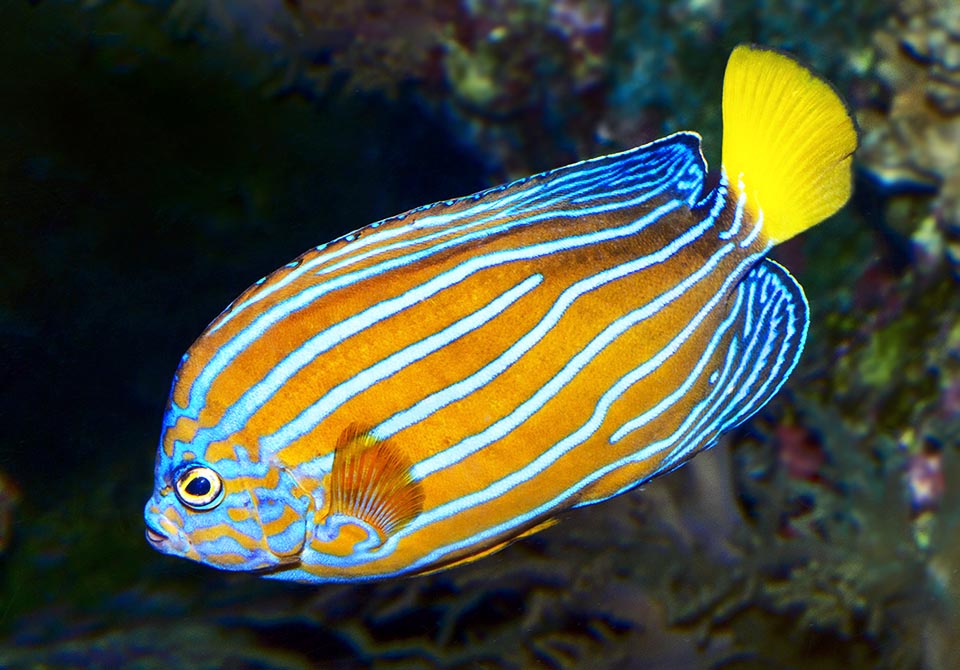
411, 517, 560, 577
328, 425, 425, 539
396, 130, 709, 222
553, 132, 706, 209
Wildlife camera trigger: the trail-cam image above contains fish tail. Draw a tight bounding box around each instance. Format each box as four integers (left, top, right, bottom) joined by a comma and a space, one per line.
720, 44, 857, 244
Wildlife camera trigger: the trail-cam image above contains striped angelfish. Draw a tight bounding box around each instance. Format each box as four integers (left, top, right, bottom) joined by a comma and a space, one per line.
144, 45, 857, 583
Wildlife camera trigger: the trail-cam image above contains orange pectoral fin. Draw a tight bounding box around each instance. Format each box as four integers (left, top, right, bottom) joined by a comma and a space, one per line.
328, 425, 426, 541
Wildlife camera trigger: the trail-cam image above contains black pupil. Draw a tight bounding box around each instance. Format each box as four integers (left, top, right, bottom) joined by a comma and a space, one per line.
185, 475, 211, 497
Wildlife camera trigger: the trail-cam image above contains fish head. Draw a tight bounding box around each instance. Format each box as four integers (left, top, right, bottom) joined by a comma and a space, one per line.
144, 436, 315, 574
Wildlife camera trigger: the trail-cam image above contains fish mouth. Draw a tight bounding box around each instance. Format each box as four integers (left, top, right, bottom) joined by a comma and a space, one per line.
145, 522, 167, 546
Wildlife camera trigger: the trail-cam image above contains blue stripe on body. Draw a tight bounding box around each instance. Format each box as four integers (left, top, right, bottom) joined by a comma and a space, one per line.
569, 282, 749, 510
740, 208, 764, 248
256, 275, 543, 454
390, 253, 794, 575
398, 289, 751, 568
246, 197, 684, 456
291, 243, 747, 574
605, 289, 748, 445
608, 268, 768, 444
300, 249, 762, 575
310, 147, 684, 280
274, 255, 804, 584
629, 269, 780, 468
284, 178, 726, 516
408, 218, 733, 478
179, 153, 697, 430
188, 194, 691, 454
374, 181, 728, 440
620, 258, 803, 477
309, 240, 759, 572
405, 243, 756, 509
611, 249, 778, 446
719, 173, 746, 240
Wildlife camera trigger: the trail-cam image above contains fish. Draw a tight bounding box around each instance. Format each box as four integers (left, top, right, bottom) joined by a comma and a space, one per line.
144, 45, 857, 583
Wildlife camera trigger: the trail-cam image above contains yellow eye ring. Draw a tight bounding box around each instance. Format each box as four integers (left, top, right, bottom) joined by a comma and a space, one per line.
174, 465, 224, 510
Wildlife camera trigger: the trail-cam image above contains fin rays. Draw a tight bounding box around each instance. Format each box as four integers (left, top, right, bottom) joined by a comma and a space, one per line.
328, 426, 425, 539
721, 45, 857, 243
662, 258, 808, 471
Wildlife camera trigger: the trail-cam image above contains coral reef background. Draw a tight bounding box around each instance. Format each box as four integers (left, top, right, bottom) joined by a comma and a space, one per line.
2, 0, 959, 668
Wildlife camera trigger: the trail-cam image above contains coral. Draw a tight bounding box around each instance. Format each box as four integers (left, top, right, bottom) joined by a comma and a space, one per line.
857, 0, 960, 268
167, 0, 896, 182
0, 617, 317, 670
729, 252, 960, 669
168, 0, 612, 177
603, 0, 892, 166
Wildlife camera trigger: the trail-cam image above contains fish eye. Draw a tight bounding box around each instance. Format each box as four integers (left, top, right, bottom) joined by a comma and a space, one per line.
174, 465, 224, 510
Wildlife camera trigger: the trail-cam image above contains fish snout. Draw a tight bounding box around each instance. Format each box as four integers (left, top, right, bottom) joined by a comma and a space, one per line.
143, 503, 190, 555
145, 522, 167, 545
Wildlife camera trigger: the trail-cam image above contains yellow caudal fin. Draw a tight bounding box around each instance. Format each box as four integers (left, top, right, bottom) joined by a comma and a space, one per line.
721, 45, 857, 244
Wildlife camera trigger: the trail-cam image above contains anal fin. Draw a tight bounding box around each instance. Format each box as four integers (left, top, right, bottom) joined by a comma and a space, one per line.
414, 517, 561, 576
658, 258, 809, 471
574, 258, 809, 508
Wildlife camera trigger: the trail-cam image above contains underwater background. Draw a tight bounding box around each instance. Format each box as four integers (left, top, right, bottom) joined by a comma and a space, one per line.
1, 0, 959, 668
